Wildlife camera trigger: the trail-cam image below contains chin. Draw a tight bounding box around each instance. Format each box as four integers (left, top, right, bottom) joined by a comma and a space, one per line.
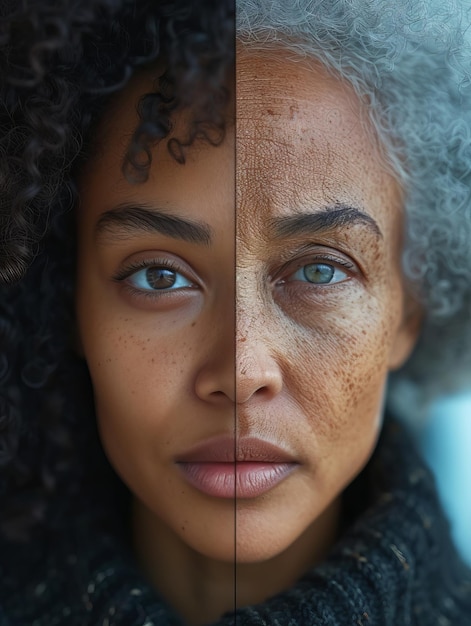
234, 492, 342, 565
176, 512, 237, 563
234, 540, 288, 564
233, 506, 310, 563
174, 501, 303, 565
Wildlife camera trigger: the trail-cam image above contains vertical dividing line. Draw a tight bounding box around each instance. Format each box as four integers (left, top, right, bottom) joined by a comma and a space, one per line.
233, 0, 238, 618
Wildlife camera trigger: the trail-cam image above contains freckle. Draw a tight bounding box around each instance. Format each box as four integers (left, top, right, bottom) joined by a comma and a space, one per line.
191, 322, 196, 327
266, 108, 274, 116
151, 358, 155, 363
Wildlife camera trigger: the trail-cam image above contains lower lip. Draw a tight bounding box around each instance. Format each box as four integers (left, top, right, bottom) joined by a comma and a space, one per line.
177, 462, 297, 499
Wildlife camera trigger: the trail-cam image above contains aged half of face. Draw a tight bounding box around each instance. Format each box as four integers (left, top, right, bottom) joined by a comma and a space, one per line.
75, 49, 421, 575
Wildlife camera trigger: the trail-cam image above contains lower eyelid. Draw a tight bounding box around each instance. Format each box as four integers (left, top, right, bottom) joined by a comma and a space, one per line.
123, 284, 189, 299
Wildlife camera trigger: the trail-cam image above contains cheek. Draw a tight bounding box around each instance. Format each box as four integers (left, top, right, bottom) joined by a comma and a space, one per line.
284, 294, 399, 451
284, 328, 387, 498
78, 314, 195, 465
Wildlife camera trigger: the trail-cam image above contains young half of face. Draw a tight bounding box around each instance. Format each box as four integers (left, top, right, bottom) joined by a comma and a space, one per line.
75, 50, 421, 572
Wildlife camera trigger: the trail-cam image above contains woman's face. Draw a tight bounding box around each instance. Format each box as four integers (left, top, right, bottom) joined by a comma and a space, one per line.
76, 52, 420, 565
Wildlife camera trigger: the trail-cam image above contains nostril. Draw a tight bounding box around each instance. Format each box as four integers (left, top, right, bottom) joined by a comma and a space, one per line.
210, 389, 234, 401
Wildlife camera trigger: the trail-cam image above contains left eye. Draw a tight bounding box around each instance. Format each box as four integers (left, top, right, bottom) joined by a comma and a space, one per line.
290, 263, 348, 285
128, 266, 194, 291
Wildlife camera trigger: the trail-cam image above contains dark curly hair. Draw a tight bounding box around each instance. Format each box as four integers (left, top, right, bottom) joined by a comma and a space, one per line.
0, 0, 234, 539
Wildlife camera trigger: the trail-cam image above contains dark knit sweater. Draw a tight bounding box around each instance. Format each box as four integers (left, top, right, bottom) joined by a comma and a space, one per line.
0, 418, 470, 625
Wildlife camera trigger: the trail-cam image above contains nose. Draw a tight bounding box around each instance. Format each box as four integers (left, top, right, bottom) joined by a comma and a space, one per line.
234, 264, 284, 404
236, 328, 283, 405
194, 318, 283, 406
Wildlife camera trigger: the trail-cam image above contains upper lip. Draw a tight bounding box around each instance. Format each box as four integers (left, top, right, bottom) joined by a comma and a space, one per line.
175, 436, 297, 463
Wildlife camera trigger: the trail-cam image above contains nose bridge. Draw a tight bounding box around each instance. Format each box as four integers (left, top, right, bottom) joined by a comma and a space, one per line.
213, 283, 236, 366
193, 279, 235, 404
235, 262, 264, 344
235, 264, 283, 404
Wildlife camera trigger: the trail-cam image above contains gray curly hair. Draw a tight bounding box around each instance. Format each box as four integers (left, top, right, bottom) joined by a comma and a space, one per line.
237, 0, 471, 412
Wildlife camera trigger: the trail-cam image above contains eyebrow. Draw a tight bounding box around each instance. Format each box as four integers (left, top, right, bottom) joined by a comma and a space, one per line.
95, 203, 212, 246
270, 205, 383, 240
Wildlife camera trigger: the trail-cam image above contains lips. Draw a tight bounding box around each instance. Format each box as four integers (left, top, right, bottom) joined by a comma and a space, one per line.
176, 436, 298, 499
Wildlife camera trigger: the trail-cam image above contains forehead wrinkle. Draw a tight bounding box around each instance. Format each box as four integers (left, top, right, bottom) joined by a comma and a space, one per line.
236, 62, 377, 192
236, 128, 355, 226
236, 98, 357, 181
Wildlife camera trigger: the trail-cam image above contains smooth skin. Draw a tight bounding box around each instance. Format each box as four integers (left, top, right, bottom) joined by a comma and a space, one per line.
76, 51, 421, 624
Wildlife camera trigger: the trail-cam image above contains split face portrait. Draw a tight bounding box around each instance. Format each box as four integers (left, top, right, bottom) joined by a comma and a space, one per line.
0, 1, 470, 625
76, 46, 419, 619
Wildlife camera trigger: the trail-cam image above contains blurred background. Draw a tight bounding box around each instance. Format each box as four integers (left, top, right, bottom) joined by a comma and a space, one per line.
413, 392, 471, 566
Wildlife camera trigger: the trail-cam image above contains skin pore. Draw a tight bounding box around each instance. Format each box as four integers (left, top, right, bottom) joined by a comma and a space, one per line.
76, 52, 421, 624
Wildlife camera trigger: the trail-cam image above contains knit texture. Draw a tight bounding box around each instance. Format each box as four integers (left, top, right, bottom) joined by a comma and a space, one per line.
0, 417, 470, 625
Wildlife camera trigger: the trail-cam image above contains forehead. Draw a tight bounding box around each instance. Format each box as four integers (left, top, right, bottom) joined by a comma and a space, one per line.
235, 49, 402, 237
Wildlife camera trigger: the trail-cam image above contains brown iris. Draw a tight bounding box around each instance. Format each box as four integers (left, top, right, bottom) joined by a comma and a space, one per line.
145, 267, 177, 289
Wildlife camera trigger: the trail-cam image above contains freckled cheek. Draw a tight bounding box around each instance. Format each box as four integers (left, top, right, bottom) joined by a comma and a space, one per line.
81, 323, 196, 432
88, 342, 190, 487
285, 305, 394, 440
